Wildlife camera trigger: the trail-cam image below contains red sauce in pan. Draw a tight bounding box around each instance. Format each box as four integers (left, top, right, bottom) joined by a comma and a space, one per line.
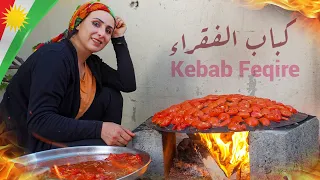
38, 153, 144, 180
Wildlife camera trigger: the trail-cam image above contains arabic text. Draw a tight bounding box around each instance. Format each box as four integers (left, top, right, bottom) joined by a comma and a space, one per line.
169, 18, 297, 56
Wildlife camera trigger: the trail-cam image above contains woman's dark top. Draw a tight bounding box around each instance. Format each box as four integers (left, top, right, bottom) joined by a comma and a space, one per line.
0, 36, 136, 153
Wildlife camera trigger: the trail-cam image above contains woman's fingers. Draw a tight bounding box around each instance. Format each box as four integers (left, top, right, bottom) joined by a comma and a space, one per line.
115, 16, 125, 28
100, 122, 134, 146
114, 128, 131, 145
123, 127, 135, 137
120, 130, 133, 142
115, 141, 124, 146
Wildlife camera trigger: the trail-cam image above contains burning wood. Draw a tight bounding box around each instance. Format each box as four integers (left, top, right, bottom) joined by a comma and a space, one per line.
197, 147, 237, 180
168, 136, 250, 180
189, 132, 250, 179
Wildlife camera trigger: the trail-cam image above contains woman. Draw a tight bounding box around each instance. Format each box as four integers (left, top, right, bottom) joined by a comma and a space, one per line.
0, 1, 136, 154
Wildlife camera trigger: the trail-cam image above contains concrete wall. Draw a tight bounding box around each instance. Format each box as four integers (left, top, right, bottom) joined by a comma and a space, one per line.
15, 0, 320, 130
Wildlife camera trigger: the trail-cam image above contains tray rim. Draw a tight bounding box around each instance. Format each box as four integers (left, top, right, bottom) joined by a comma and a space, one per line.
11, 145, 152, 180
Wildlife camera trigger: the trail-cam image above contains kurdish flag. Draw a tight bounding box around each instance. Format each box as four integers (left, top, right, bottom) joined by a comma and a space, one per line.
0, 0, 58, 81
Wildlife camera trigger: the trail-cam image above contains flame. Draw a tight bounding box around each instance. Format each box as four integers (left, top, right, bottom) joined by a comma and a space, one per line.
228, 0, 320, 177
233, 0, 320, 42
0, 121, 27, 180
290, 12, 320, 44
232, 0, 320, 18
196, 131, 249, 177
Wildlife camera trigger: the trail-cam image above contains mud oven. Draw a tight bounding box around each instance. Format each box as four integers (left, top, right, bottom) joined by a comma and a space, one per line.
129, 114, 319, 180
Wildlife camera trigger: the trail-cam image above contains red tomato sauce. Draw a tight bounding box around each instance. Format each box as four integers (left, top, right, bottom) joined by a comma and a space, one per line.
37, 153, 143, 180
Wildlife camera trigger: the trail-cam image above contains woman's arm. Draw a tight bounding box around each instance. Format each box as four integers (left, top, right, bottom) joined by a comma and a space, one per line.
99, 36, 136, 92
27, 50, 103, 142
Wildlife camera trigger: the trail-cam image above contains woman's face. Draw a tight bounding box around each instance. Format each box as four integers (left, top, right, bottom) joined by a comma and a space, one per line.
75, 10, 115, 53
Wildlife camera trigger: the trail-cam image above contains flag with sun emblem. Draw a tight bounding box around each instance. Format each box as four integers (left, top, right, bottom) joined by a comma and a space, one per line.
0, 0, 58, 81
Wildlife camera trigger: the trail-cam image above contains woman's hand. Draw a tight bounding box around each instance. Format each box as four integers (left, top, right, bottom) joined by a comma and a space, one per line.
112, 16, 127, 38
101, 122, 135, 146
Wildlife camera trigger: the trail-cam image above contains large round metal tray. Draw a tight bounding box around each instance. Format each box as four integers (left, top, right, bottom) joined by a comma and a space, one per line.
12, 146, 151, 180
146, 112, 309, 133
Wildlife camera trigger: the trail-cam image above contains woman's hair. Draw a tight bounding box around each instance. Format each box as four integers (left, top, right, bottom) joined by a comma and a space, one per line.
32, 1, 115, 51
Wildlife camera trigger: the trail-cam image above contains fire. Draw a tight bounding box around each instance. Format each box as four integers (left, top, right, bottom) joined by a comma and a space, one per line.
232, 0, 320, 18
0, 145, 24, 179
290, 12, 320, 43
0, 121, 27, 180
196, 131, 249, 177
233, 0, 320, 42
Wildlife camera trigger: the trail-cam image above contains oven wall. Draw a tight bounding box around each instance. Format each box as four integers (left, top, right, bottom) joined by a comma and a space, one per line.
14, 0, 320, 131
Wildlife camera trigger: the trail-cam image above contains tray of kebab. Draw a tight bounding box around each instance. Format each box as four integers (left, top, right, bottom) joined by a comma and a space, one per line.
146, 94, 309, 133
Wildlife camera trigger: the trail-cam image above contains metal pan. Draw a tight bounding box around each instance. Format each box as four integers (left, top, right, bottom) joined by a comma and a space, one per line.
146, 112, 309, 133
12, 146, 151, 180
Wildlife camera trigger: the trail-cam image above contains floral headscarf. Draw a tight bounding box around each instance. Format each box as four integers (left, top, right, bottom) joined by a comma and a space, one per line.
32, 1, 115, 51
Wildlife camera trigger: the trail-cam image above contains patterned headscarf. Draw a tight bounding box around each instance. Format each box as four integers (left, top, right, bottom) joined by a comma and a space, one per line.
32, 1, 115, 51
